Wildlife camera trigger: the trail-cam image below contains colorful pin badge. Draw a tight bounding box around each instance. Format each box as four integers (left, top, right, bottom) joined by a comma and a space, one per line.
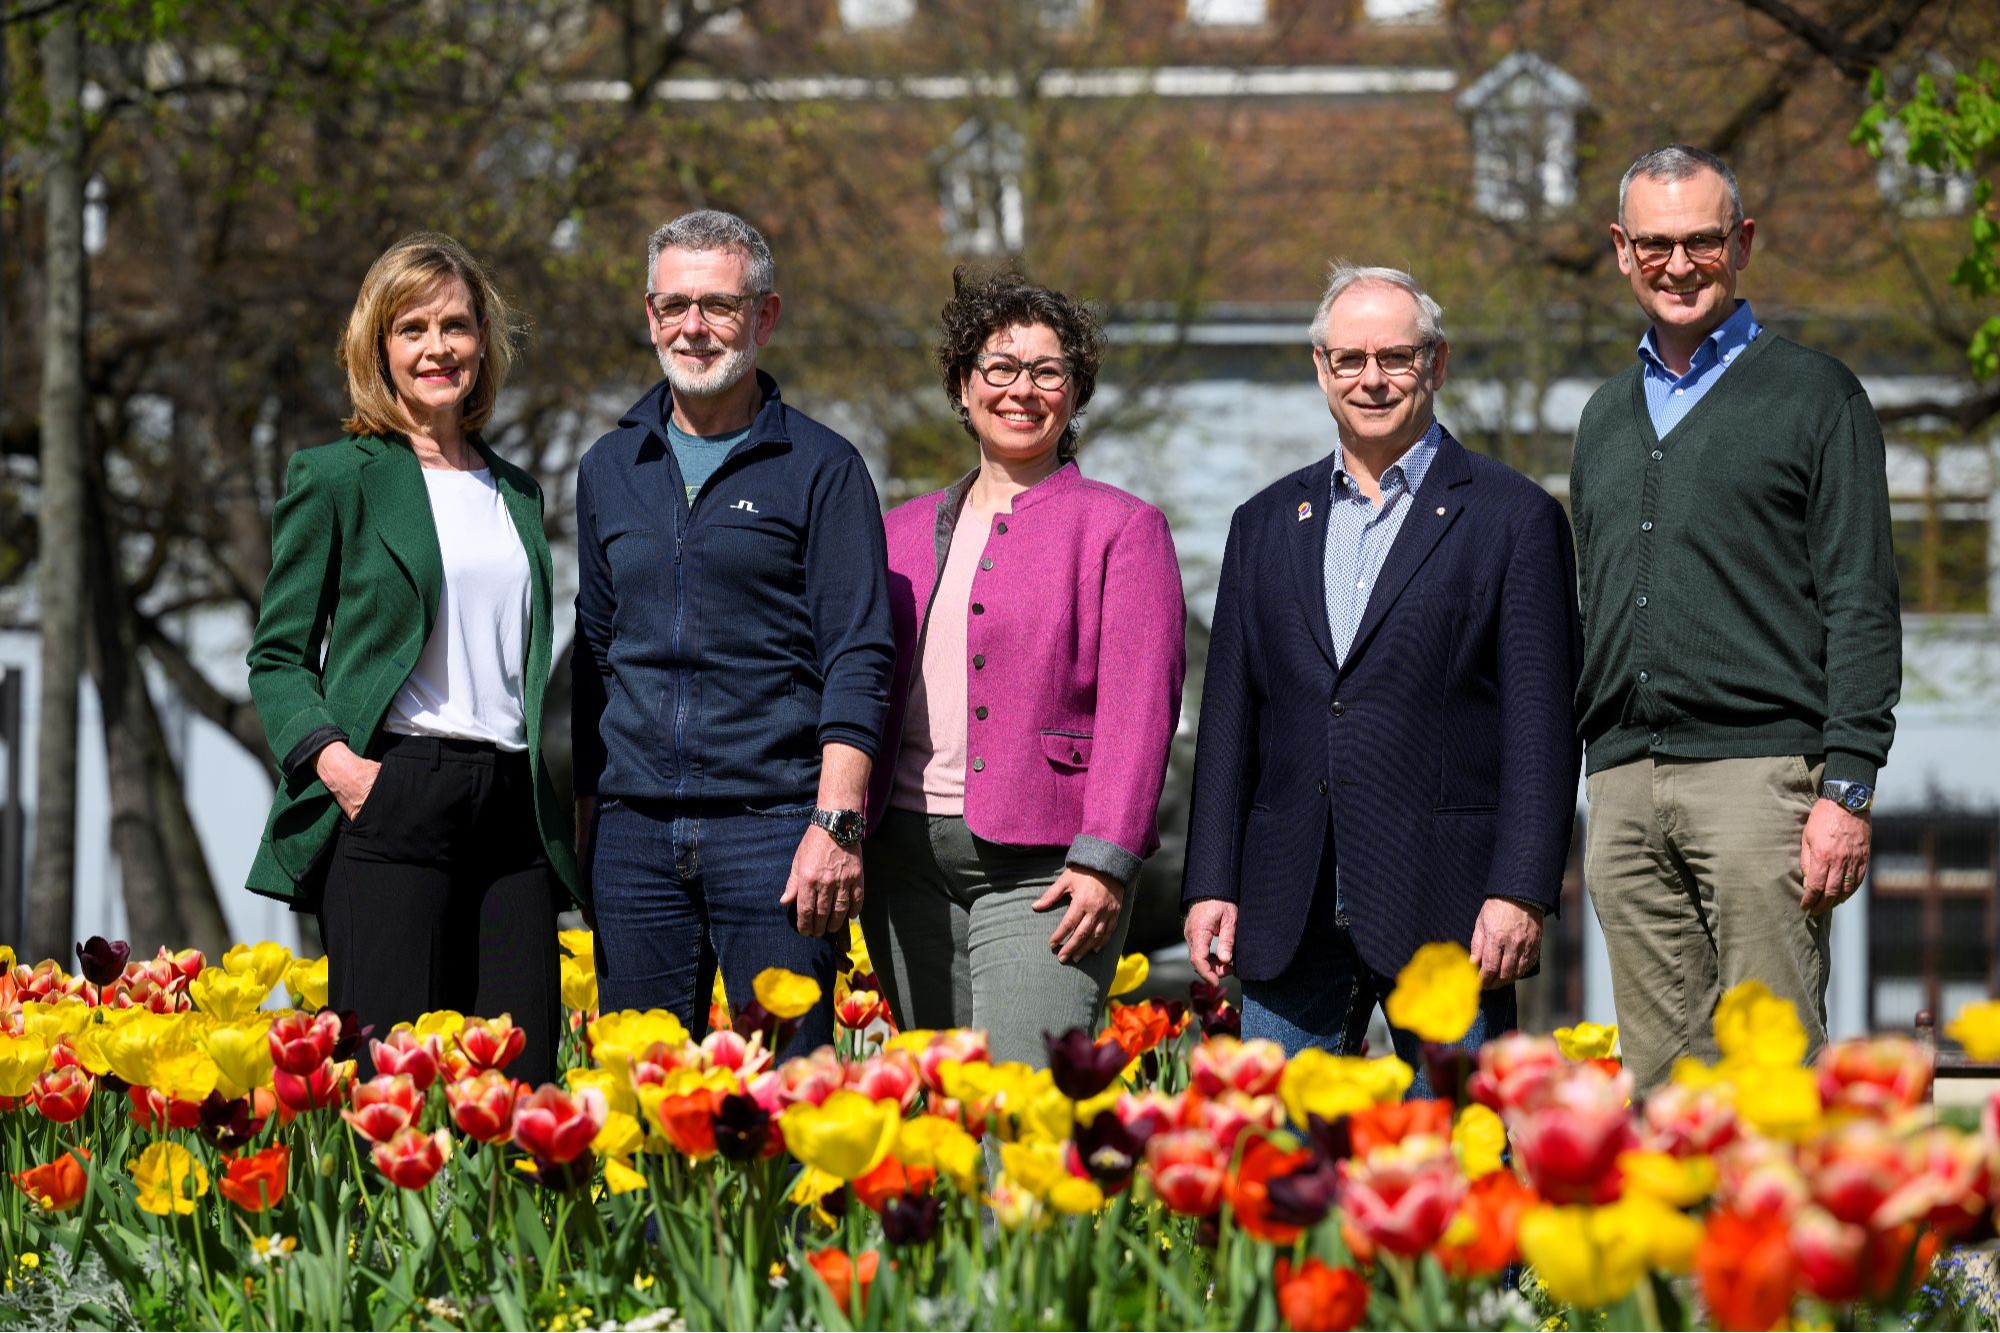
1297, 501, 1313, 522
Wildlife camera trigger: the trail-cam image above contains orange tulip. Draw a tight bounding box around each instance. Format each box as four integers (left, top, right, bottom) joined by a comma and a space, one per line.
12, 1149, 89, 1212
654, 1088, 723, 1159
1436, 1171, 1539, 1278
1347, 1099, 1453, 1157
852, 1154, 936, 1213
1223, 1136, 1316, 1244
1104, 1001, 1172, 1060
806, 1247, 881, 1315
1272, 1257, 1367, 1332
1695, 1208, 1795, 1332
218, 1144, 290, 1213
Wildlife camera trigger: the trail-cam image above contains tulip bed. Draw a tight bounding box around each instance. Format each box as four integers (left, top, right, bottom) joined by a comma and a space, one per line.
4, 933, 2000, 1332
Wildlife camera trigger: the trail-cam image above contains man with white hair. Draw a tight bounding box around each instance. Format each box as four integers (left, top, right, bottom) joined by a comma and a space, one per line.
572, 210, 893, 1055
1182, 263, 1582, 1078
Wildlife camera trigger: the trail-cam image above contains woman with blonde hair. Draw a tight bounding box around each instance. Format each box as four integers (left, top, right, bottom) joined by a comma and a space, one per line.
246, 233, 576, 1083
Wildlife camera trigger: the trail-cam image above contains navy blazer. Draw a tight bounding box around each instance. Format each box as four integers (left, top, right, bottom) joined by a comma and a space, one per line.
1182, 427, 1582, 982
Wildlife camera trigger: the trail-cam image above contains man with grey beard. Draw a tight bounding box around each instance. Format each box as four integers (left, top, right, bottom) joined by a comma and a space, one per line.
571, 210, 894, 1055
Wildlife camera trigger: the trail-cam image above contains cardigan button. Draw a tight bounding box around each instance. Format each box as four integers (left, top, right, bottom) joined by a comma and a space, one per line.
1640, 521, 1654, 532
980, 558, 993, 571
972, 654, 985, 669
996, 521, 1008, 534
972, 603, 985, 615
971, 757, 985, 772
975, 706, 988, 720
1651, 450, 1663, 460
1316, 779, 1329, 795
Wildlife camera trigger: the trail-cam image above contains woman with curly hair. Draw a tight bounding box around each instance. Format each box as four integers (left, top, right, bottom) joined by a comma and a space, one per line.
861, 268, 1186, 1067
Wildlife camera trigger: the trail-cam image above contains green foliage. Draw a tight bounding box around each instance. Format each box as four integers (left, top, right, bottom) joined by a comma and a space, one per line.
1855, 59, 2000, 378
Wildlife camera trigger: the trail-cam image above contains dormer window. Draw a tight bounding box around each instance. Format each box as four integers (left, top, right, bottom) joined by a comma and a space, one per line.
1362, 0, 1443, 22
1187, 0, 1264, 25
936, 120, 1025, 256
1456, 52, 1589, 222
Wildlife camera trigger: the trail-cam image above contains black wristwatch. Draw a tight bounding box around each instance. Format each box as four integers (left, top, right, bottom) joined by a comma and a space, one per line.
810, 807, 866, 848
1820, 780, 1875, 813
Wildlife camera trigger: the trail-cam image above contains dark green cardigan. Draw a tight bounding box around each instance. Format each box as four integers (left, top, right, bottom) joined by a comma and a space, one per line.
245, 434, 579, 904
1570, 333, 1902, 787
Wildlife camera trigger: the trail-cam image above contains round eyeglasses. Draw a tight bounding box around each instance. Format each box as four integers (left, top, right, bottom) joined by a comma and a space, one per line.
974, 355, 1071, 391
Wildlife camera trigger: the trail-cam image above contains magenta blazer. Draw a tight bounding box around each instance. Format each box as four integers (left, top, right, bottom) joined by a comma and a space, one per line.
869, 462, 1186, 886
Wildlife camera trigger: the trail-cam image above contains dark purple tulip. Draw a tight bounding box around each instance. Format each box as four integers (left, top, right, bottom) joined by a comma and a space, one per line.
1265, 1152, 1340, 1227
1187, 977, 1229, 1015
1198, 1004, 1240, 1040
1073, 1112, 1144, 1189
197, 1091, 267, 1153
327, 1009, 375, 1062
730, 999, 799, 1055
1422, 1042, 1473, 1109
523, 1154, 594, 1192
1304, 1113, 1353, 1164
75, 936, 131, 986
1044, 1027, 1129, 1100
713, 1093, 773, 1162
881, 1192, 942, 1246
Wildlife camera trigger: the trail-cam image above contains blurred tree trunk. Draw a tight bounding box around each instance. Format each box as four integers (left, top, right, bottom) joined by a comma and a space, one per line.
29, 7, 85, 964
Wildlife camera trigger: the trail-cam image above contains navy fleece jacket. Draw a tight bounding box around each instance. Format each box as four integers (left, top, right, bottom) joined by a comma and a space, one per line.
571, 372, 894, 803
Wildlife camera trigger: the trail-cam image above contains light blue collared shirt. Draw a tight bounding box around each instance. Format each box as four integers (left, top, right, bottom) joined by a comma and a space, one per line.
1638, 298, 1761, 437
1323, 419, 1442, 664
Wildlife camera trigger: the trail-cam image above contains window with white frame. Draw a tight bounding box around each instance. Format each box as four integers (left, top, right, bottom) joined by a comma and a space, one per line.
1362, 0, 1442, 22
1037, 0, 1087, 29
1187, 0, 1265, 25
1456, 53, 1589, 222
836, 0, 913, 29
936, 120, 1025, 257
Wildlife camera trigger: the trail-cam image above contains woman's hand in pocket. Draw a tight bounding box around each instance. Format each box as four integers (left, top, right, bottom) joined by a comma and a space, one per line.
314, 742, 383, 822
1034, 867, 1125, 964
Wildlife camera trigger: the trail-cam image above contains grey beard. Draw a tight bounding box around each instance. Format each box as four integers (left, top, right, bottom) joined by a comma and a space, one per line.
658, 340, 756, 400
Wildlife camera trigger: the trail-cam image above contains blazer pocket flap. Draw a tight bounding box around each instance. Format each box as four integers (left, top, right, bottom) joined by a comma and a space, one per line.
1040, 731, 1093, 768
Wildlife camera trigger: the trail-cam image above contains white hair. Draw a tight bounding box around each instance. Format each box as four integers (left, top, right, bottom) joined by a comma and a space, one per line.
1308, 262, 1445, 349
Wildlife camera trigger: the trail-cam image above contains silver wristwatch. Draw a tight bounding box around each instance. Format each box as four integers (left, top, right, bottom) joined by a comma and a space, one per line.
1820, 780, 1874, 813
810, 807, 867, 847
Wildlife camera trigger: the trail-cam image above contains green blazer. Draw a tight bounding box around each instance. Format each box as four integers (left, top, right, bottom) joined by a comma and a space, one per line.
245, 433, 580, 905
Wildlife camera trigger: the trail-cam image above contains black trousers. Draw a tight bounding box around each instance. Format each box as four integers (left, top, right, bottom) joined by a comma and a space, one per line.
317, 733, 562, 1086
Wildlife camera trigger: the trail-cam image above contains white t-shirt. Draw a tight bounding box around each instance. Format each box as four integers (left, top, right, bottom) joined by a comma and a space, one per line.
382, 467, 531, 751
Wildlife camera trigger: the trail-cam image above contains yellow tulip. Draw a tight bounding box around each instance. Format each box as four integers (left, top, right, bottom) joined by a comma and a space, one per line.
882, 1029, 936, 1060
1452, 1103, 1508, 1180
787, 1165, 846, 1227
189, 967, 273, 1022
19, 1000, 92, 1048
1108, 953, 1149, 999
1517, 1205, 1650, 1309
1554, 1022, 1621, 1061
1383, 942, 1482, 1044
1047, 1175, 1105, 1214
752, 968, 821, 1020
411, 1010, 466, 1047
149, 1043, 220, 1105
558, 929, 594, 959
91, 1011, 187, 1088
986, 1177, 1049, 1232
0, 945, 13, 971
587, 1010, 690, 1081
202, 1020, 276, 1099
846, 921, 873, 978
1278, 1049, 1412, 1127
128, 1143, 209, 1216
567, 1067, 638, 1119
1606, 1194, 1702, 1274
1946, 999, 2000, 1061
221, 941, 294, 991
1713, 981, 1808, 1068
594, 1110, 647, 1161
283, 957, 329, 1010
560, 955, 598, 1015
895, 1114, 982, 1193
0, 1034, 51, 1098
602, 1158, 648, 1195
779, 1090, 900, 1181
1616, 1150, 1717, 1208
999, 1141, 1069, 1196
1730, 1062, 1822, 1141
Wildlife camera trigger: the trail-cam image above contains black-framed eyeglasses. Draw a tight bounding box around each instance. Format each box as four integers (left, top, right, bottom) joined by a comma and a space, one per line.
1623, 222, 1739, 270
974, 354, 1071, 391
646, 290, 769, 324
1317, 343, 1433, 380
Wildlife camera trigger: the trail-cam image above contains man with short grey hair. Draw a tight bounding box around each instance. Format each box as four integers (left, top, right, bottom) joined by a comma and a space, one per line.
1573, 146, 1901, 1089
572, 209, 894, 1055
1183, 262, 1581, 1079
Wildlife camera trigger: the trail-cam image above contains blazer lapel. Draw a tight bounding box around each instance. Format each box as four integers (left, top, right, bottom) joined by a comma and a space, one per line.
359, 438, 443, 646
1290, 455, 1338, 672
1344, 428, 1471, 668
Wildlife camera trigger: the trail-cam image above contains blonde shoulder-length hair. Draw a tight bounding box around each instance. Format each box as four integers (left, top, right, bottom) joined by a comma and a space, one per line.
338, 232, 520, 438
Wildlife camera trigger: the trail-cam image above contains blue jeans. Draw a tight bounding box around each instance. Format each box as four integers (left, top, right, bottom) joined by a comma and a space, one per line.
589, 797, 838, 1060
1241, 890, 1515, 1099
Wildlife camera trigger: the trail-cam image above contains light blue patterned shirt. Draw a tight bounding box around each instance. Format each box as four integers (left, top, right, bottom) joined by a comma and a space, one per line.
1638, 299, 1761, 437
1323, 420, 1442, 664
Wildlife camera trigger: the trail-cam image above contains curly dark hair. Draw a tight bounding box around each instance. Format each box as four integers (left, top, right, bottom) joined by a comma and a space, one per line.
936, 265, 1106, 459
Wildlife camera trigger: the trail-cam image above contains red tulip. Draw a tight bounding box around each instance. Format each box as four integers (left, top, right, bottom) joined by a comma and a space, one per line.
1337, 1136, 1466, 1258
752, 1049, 846, 1110
1224, 1136, 1316, 1244
806, 1248, 881, 1315
372, 1126, 450, 1190
914, 1030, 989, 1095
446, 1070, 521, 1144
1696, 1207, 1796, 1332
370, 1030, 444, 1091
696, 1029, 772, 1081
1791, 1206, 1935, 1304
218, 1144, 290, 1213
1189, 1037, 1287, 1099
1273, 1257, 1367, 1332
1146, 1129, 1228, 1218
273, 1057, 345, 1114
1347, 1099, 1453, 1157
1467, 1033, 1566, 1113
11, 1149, 89, 1212
1797, 1122, 1913, 1226
268, 1010, 342, 1077
653, 1088, 723, 1159
835, 989, 885, 1030
31, 1064, 94, 1124
1435, 1170, 1539, 1278
340, 1073, 424, 1143
1504, 1064, 1636, 1205
457, 1015, 527, 1073
1876, 1126, 1991, 1237
512, 1084, 606, 1165
846, 1050, 921, 1112
1640, 1082, 1741, 1158
1816, 1035, 1932, 1117
127, 1085, 204, 1131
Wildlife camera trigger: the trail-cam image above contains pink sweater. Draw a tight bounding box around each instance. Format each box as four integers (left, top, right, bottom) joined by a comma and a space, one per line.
869, 463, 1187, 886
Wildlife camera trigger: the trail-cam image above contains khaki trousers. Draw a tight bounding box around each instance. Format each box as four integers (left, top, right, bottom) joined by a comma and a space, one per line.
1585, 755, 1830, 1091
